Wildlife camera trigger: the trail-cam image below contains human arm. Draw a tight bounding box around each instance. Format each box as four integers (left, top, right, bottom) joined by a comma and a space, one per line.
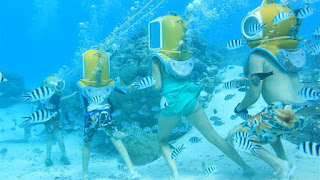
151, 57, 162, 91
235, 52, 264, 113
61, 91, 78, 101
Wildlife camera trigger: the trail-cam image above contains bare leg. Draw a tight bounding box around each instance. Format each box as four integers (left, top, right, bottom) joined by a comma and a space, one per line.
186, 103, 254, 176
254, 149, 292, 180
55, 129, 66, 157
157, 114, 181, 179
227, 127, 292, 180
46, 132, 53, 159
110, 137, 137, 176
270, 138, 288, 161
83, 140, 92, 179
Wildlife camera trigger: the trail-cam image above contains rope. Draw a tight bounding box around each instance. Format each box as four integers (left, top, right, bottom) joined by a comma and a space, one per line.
100, 0, 155, 51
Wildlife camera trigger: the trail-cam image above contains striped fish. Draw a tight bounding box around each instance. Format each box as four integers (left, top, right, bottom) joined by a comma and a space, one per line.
202, 162, 218, 175
273, 12, 294, 24
224, 94, 235, 101
189, 136, 202, 144
22, 110, 57, 124
297, 7, 316, 19
240, 113, 252, 120
298, 87, 320, 100
248, 23, 267, 35
0, 72, 8, 83
226, 40, 246, 50
223, 81, 239, 89
233, 131, 250, 139
309, 44, 320, 55
22, 87, 55, 102
297, 141, 320, 157
117, 164, 128, 172
233, 135, 261, 155
314, 26, 320, 35
90, 96, 104, 104
133, 76, 156, 90
313, 35, 320, 40
171, 144, 185, 160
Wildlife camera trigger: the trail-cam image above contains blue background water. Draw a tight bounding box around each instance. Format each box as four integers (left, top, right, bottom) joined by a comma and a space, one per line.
0, 0, 318, 88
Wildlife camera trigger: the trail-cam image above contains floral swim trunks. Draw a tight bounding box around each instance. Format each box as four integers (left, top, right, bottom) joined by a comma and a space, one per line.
84, 108, 117, 142
233, 102, 310, 145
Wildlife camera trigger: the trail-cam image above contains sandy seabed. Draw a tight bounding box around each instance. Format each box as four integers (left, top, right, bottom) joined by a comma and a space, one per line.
0, 66, 319, 180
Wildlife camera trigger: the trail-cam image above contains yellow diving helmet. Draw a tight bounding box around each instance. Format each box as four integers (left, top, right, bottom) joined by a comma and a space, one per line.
79, 49, 114, 87
43, 74, 65, 92
148, 12, 187, 52
241, 0, 299, 49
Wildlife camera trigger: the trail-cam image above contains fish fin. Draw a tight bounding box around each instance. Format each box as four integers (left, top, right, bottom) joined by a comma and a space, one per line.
22, 117, 31, 123
201, 162, 207, 171
242, 40, 247, 44
262, 22, 267, 28
251, 145, 261, 156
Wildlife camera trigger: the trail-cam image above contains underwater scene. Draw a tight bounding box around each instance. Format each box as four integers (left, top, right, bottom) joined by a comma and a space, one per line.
1, 0, 320, 179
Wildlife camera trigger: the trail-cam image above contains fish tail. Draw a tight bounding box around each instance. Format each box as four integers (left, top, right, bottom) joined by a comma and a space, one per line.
21, 96, 30, 102
22, 117, 31, 123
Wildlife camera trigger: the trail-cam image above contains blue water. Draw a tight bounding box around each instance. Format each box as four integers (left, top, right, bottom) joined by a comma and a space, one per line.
0, 0, 319, 88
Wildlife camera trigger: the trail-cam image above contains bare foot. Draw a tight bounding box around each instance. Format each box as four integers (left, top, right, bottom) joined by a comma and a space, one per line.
243, 166, 255, 178
274, 161, 294, 180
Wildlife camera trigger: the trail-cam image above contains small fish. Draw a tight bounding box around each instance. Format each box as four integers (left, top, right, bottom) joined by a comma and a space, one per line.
238, 87, 246, 92
233, 131, 250, 139
223, 81, 240, 89
309, 44, 320, 55
32, 148, 43, 154
202, 162, 218, 175
45, 103, 56, 110
226, 40, 246, 50
129, 113, 138, 118
273, 12, 294, 24
90, 96, 104, 104
215, 90, 221, 94
233, 135, 261, 155
230, 115, 237, 120
152, 124, 158, 130
246, 71, 274, 86
228, 66, 235, 70
133, 76, 156, 90
296, 106, 320, 117
143, 127, 152, 133
179, 126, 189, 133
171, 144, 185, 160
298, 87, 320, 100
213, 121, 224, 126
314, 26, 320, 35
121, 121, 131, 128
297, 141, 320, 157
151, 106, 161, 112
131, 121, 140, 127
224, 94, 235, 101
111, 109, 122, 117
10, 127, 16, 131
0, 72, 8, 83
189, 137, 202, 144
117, 164, 128, 172
240, 113, 252, 120
251, 71, 274, 80
0, 148, 8, 155
22, 110, 58, 124
210, 116, 221, 121
297, 7, 316, 19
22, 87, 55, 102
313, 35, 320, 40
112, 131, 128, 139
248, 23, 267, 35
213, 109, 217, 114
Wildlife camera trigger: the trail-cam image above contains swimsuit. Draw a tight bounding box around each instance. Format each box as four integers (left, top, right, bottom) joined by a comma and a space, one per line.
160, 76, 203, 117
233, 102, 309, 144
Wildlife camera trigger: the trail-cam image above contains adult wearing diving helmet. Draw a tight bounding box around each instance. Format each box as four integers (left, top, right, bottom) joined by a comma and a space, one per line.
227, 0, 309, 179
148, 12, 254, 179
